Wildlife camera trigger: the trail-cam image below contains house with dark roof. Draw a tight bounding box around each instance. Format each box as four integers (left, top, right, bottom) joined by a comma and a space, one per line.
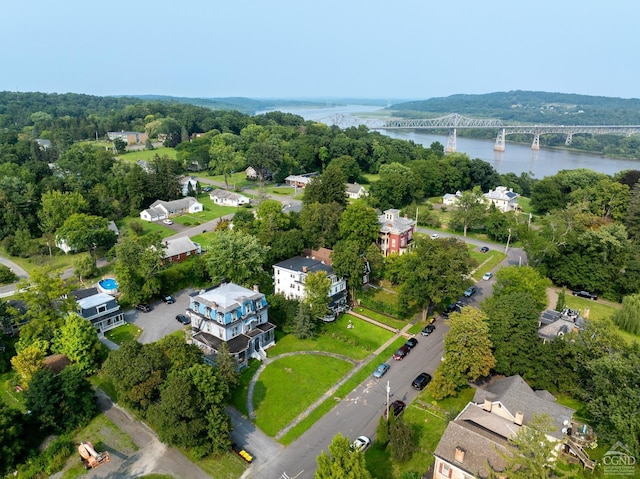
209, 189, 250, 207
140, 197, 203, 222
273, 255, 348, 316
377, 209, 415, 257
433, 375, 595, 478
188, 282, 275, 370
74, 289, 125, 334
0, 300, 28, 336
538, 307, 587, 343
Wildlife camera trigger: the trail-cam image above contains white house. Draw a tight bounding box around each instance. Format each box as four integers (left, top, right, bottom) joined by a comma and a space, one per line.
284, 173, 318, 188
273, 256, 348, 314
179, 176, 199, 196
442, 191, 462, 206
346, 183, 368, 199
56, 221, 119, 254
187, 282, 276, 369
209, 189, 250, 207
484, 186, 519, 212
140, 197, 203, 222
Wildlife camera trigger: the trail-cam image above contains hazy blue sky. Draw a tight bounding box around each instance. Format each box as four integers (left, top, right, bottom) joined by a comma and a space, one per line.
1, 0, 637, 100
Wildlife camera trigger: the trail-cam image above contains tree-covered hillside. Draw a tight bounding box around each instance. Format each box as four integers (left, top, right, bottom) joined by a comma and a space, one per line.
390, 90, 640, 125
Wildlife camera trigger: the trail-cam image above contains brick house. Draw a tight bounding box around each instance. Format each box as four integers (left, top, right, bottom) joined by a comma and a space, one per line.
377, 209, 415, 257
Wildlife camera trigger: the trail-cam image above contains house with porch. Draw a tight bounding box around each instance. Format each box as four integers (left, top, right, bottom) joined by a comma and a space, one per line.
273, 255, 348, 316
74, 287, 125, 334
188, 282, 275, 370
284, 172, 318, 188
433, 375, 594, 478
140, 197, 203, 222
484, 186, 520, 212
209, 189, 250, 207
377, 209, 415, 257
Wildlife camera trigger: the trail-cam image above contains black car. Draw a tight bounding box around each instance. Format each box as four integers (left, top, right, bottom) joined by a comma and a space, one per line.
405, 337, 419, 349
421, 324, 436, 336
480, 246, 489, 253
135, 304, 151, 313
384, 400, 406, 418
176, 314, 190, 325
442, 302, 463, 318
412, 372, 432, 390
573, 290, 598, 300
161, 294, 175, 304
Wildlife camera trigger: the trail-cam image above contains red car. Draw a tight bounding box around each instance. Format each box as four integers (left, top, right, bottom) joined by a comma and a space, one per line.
393, 345, 410, 360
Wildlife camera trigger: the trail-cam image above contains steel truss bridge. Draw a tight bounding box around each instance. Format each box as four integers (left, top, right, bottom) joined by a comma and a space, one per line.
322, 113, 640, 153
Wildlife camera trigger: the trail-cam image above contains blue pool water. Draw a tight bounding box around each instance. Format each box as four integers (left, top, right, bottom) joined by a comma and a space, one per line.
99, 278, 118, 290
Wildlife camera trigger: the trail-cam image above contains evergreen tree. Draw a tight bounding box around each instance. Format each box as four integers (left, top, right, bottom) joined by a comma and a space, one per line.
315, 433, 372, 479
293, 302, 316, 339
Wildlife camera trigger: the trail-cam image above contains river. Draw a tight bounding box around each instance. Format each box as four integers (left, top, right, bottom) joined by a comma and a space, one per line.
256, 104, 640, 178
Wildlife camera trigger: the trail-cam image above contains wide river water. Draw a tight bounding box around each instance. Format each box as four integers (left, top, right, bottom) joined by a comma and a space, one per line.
256, 104, 640, 179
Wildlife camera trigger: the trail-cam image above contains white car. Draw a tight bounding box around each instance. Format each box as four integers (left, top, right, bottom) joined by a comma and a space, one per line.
162, 219, 173, 225
431, 233, 440, 239
351, 435, 371, 452
482, 272, 493, 281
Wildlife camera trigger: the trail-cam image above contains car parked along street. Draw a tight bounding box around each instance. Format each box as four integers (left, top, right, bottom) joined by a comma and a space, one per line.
412, 372, 432, 390
421, 324, 436, 336
373, 363, 390, 378
393, 345, 410, 360
573, 290, 598, 300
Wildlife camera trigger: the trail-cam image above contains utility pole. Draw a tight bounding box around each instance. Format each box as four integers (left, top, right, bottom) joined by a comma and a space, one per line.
386, 380, 390, 422
504, 228, 512, 254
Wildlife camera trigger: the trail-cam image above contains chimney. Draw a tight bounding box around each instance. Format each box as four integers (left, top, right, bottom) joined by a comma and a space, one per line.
302, 266, 308, 273
514, 411, 524, 426
483, 399, 492, 412
454, 447, 465, 463
253, 285, 259, 292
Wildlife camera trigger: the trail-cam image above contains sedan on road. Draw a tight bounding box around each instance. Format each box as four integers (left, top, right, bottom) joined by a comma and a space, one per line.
384, 400, 406, 419
421, 324, 436, 336
482, 272, 493, 281
373, 363, 390, 378
412, 372, 432, 390
393, 345, 411, 360
463, 286, 477, 297
351, 436, 370, 452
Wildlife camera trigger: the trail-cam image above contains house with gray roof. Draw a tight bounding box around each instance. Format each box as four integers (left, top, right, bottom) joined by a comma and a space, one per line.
158, 237, 200, 263
433, 375, 582, 478
377, 209, 415, 257
74, 289, 125, 334
187, 282, 275, 369
209, 189, 250, 207
484, 186, 519, 212
538, 307, 587, 343
345, 183, 367, 199
140, 197, 203, 222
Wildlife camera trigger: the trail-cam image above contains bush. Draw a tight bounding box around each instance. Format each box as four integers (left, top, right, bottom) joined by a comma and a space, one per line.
0, 264, 18, 284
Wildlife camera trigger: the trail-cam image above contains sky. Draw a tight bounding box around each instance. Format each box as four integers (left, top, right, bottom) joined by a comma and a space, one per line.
1, 0, 638, 101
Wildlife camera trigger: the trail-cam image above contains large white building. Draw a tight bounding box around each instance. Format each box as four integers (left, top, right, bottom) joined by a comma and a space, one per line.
273, 256, 348, 314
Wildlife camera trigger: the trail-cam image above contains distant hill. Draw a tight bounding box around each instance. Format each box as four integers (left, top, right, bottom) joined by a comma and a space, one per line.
389, 91, 640, 125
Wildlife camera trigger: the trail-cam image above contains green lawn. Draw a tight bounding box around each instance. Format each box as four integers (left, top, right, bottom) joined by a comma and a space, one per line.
563, 295, 619, 321
0, 370, 26, 411
117, 216, 175, 239
253, 354, 353, 437
104, 323, 143, 345
268, 315, 394, 360
118, 147, 178, 161
351, 307, 406, 330
229, 360, 262, 416
190, 450, 249, 479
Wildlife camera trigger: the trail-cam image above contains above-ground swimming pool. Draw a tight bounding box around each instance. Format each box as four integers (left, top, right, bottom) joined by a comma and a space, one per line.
98, 278, 119, 295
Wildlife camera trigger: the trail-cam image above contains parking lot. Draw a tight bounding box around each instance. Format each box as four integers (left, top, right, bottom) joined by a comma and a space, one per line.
125, 288, 195, 344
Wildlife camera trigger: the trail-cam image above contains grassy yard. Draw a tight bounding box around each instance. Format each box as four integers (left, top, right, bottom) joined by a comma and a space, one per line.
351, 307, 406, 330
118, 147, 178, 161
117, 216, 175, 239
104, 322, 143, 345
0, 370, 26, 411
253, 354, 353, 437
229, 359, 262, 415
190, 450, 249, 479
268, 315, 395, 360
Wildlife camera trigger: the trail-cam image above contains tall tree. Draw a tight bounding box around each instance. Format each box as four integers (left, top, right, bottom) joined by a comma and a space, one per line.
214, 342, 239, 390
391, 237, 475, 321
209, 134, 245, 190
304, 270, 331, 320
428, 307, 495, 399
114, 234, 166, 304
338, 200, 380, 253
449, 186, 487, 237
53, 313, 102, 374
331, 240, 366, 305
56, 213, 117, 255
11, 342, 47, 388
299, 202, 343, 249
38, 190, 88, 256
303, 164, 347, 207
492, 265, 551, 312
612, 293, 640, 335
0, 403, 26, 475
292, 302, 316, 340
202, 229, 268, 287
315, 433, 372, 479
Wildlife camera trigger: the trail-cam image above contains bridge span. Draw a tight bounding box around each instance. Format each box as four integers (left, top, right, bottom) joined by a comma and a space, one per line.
322, 113, 640, 153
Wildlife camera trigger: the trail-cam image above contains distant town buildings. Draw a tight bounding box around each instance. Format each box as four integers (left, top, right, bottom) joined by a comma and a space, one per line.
107, 131, 148, 145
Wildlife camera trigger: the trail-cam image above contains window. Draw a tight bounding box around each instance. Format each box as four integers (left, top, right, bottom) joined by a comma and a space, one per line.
439, 463, 452, 478
96, 304, 107, 314
391, 239, 396, 247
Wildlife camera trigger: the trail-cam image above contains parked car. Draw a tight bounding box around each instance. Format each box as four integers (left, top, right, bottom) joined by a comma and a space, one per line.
373, 363, 390, 378
412, 372, 432, 390
135, 304, 151, 313
480, 246, 489, 253
162, 219, 173, 225
441, 302, 463, 318
430, 233, 440, 239
384, 400, 406, 419
176, 314, 190, 325
463, 286, 477, 297
231, 443, 253, 464
161, 294, 175, 304
405, 337, 418, 349
573, 290, 598, 300
351, 435, 371, 452
393, 345, 410, 360
202, 186, 213, 192
421, 324, 436, 336
482, 272, 493, 281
